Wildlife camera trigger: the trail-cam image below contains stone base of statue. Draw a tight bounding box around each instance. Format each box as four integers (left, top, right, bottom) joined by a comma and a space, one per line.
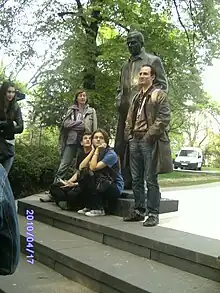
114, 190, 179, 217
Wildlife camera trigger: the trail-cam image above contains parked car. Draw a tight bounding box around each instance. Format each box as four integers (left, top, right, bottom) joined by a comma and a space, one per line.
174, 147, 203, 171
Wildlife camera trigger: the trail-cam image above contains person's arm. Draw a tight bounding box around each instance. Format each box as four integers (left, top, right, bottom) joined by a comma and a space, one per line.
145, 90, 170, 141
63, 118, 84, 130
153, 57, 168, 92
90, 146, 107, 171
67, 172, 78, 183
62, 108, 84, 130
90, 147, 117, 171
61, 172, 78, 188
79, 147, 95, 170
13, 107, 24, 134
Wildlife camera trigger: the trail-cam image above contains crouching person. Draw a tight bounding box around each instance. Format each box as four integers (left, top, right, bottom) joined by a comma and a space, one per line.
78, 128, 124, 217
49, 132, 92, 210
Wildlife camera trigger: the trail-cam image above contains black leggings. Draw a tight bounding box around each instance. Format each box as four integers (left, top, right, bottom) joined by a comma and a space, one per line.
50, 175, 120, 214
80, 176, 120, 213
50, 183, 84, 210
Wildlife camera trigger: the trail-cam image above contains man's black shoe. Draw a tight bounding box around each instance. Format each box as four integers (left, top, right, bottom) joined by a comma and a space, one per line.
143, 214, 159, 227
123, 209, 145, 222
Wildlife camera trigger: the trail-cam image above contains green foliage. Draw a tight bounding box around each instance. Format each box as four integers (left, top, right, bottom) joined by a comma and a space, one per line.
204, 133, 220, 167
22, 0, 219, 139
9, 142, 60, 199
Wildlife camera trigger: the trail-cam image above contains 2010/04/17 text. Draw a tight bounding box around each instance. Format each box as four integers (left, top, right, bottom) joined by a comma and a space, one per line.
26, 209, 35, 264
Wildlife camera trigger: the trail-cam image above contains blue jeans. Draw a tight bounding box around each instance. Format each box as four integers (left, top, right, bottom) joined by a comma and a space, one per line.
129, 138, 161, 214
0, 164, 20, 275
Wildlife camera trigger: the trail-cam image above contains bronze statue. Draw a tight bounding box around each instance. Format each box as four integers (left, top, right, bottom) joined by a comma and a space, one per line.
114, 30, 168, 189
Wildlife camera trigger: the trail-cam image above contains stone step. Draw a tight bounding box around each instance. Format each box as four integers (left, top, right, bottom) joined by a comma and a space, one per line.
18, 215, 220, 293
0, 253, 95, 293
18, 195, 220, 282
116, 197, 178, 217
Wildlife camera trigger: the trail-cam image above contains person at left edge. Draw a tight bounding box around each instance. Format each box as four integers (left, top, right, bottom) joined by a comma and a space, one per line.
0, 163, 20, 275
0, 82, 24, 174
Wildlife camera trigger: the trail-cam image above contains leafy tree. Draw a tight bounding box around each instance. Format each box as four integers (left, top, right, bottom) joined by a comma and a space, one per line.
1, 0, 220, 136
203, 132, 220, 167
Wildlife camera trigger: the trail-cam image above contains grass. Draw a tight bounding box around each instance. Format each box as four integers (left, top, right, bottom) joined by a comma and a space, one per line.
158, 171, 220, 187
202, 167, 220, 172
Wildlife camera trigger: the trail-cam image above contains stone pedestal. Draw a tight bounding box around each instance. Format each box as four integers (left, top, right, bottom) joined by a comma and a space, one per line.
114, 190, 179, 217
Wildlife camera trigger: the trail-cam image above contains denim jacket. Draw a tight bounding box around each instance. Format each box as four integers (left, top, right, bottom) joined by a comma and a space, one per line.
0, 164, 20, 275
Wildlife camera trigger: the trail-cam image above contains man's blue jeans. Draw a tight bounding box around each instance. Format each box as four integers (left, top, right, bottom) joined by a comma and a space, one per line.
129, 138, 161, 214
0, 164, 20, 275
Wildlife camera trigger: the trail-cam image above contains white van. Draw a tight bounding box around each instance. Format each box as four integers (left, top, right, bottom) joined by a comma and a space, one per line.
174, 147, 203, 171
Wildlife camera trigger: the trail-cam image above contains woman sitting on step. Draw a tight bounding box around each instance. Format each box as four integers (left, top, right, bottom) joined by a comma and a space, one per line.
77, 128, 124, 217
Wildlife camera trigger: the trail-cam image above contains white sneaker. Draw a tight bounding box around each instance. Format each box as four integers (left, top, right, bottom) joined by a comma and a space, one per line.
85, 210, 105, 217
77, 207, 90, 214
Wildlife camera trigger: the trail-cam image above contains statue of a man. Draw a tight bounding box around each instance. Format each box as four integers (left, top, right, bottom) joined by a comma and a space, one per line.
114, 30, 168, 189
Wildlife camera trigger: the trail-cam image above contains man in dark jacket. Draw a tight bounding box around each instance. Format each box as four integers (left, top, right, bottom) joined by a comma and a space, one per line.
115, 30, 168, 189
123, 64, 172, 226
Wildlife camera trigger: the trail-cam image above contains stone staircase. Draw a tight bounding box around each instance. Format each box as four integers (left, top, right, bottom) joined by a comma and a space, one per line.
15, 194, 220, 293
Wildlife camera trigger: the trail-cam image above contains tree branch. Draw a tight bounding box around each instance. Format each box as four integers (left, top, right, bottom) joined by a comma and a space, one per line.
198, 133, 209, 146
0, 0, 9, 9
75, 0, 90, 33
173, 0, 193, 61
105, 19, 129, 32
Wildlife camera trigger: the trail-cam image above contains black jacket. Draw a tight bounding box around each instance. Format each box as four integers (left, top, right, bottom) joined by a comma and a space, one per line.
0, 105, 24, 140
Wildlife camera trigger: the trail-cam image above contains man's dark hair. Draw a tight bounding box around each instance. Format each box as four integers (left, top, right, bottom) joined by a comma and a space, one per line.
80, 132, 92, 142
141, 64, 156, 78
82, 132, 92, 138
91, 128, 110, 146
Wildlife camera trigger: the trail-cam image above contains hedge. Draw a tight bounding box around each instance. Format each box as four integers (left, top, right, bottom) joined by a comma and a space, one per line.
9, 142, 60, 199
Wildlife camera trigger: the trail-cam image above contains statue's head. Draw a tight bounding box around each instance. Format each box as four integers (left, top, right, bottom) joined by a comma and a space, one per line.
127, 30, 144, 57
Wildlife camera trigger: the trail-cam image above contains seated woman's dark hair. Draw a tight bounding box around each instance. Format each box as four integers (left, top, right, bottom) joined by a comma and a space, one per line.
91, 128, 110, 146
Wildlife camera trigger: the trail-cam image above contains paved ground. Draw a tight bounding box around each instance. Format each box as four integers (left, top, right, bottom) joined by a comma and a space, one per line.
159, 182, 220, 240
175, 169, 220, 174
0, 254, 95, 293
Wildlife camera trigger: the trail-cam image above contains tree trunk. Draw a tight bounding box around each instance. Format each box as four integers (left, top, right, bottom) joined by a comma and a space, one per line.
76, 0, 102, 92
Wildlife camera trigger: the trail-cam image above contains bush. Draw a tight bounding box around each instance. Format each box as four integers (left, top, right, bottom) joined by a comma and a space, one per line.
9, 142, 60, 199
